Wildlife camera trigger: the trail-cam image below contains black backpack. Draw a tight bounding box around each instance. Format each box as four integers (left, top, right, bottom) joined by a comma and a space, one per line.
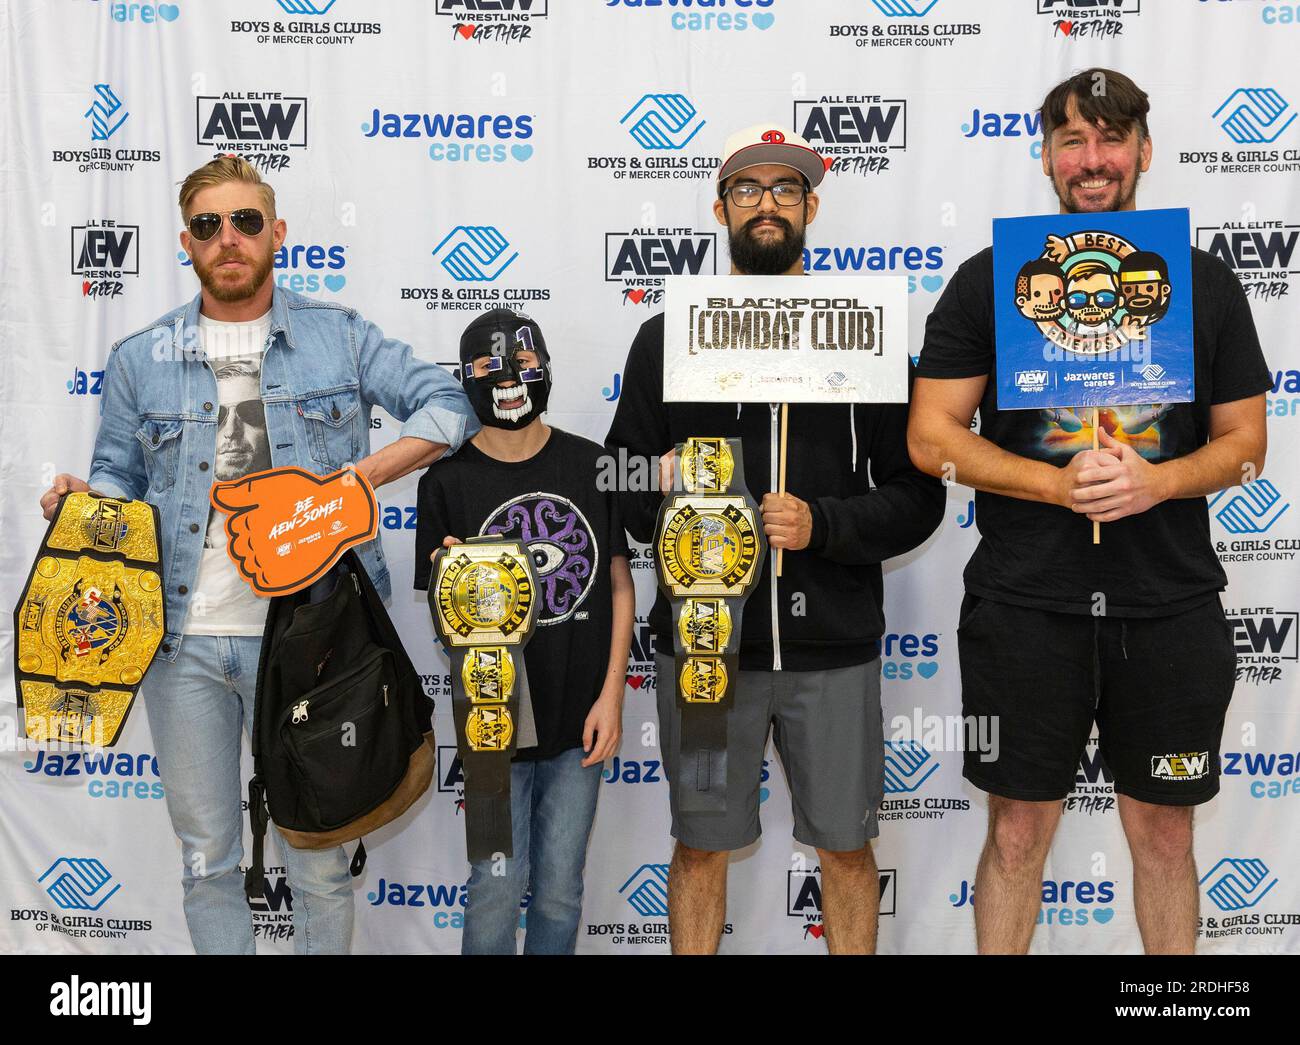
243, 549, 434, 900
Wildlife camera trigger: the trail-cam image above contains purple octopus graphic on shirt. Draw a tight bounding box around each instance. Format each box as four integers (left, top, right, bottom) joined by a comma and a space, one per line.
479, 492, 598, 626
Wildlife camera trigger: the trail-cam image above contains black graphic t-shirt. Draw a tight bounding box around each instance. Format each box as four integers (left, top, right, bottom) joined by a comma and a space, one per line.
414, 428, 629, 760
917, 246, 1271, 616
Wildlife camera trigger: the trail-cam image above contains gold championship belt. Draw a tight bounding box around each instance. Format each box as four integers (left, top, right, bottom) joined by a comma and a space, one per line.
428, 537, 539, 860
13, 493, 166, 746
654, 437, 766, 812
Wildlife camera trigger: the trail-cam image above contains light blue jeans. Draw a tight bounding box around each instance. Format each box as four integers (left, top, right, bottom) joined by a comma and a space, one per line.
461, 747, 603, 955
143, 635, 353, 954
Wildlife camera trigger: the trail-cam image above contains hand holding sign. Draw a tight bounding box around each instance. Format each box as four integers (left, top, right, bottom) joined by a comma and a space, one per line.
210, 465, 379, 596
761, 491, 813, 552
1068, 426, 1168, 523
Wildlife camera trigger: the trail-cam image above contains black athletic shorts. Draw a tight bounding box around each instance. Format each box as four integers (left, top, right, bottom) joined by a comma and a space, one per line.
957, 593, 1236, 806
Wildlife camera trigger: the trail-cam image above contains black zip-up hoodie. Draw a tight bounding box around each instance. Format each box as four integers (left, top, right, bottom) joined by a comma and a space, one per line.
605, 312, 946, 673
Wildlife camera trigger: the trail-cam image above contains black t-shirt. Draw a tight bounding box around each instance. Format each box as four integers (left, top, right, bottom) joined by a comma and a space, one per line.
916, 246, 1271, 616
413, 428, 629, 760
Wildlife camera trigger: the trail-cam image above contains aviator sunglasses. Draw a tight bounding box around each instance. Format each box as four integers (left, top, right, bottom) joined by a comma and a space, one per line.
187, 208, 267, 241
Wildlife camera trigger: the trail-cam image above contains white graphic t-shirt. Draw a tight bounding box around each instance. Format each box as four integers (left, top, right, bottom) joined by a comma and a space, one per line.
183, 311, 273, 636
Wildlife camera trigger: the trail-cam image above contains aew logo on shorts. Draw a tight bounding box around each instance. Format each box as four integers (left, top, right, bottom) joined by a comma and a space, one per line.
1151, 752, 1210, 782
788, 866, 896, 940
439, 0, 546, 45
795, 97, 905, 177
197, 92, 308, 172
1197, 220, 1298, 302
1036, 0, 1139, 39
606, 228, 716, 307
72, 220, 139, 300
1226, 607, 1298, 686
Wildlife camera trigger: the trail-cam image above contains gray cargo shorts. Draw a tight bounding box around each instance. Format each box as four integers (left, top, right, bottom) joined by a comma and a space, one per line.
654, 653, 884, 853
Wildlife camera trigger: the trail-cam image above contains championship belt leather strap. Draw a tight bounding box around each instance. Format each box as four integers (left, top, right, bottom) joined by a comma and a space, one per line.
428, 537, 539, 861
13, 492, 166, 746
654, 437, 766, 813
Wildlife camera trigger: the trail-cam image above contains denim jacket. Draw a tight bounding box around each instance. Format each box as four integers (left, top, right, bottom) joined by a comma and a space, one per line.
87, 286, 478, 662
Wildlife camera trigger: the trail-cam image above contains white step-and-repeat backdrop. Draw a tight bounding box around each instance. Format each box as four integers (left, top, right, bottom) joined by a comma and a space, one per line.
2, 0, 1297, 954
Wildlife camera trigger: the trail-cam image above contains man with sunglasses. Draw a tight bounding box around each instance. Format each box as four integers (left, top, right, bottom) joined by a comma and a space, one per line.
39, 156, 476, 954
908, 69, 1270, 954
1061, 262, 1123, 333
605, 125, 944, 954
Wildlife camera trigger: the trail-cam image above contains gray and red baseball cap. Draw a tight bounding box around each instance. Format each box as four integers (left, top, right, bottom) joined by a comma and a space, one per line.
717, 123, 828, 190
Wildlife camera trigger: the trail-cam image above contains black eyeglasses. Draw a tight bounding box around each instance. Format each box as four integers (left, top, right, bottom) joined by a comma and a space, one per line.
187, 209, 267, 241
723, 182, 808, 208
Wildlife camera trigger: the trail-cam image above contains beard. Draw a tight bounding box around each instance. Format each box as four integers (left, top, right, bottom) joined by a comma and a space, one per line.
1053, 166, 1140, 214
192, 243, 275, 302
727, 210, 806, 276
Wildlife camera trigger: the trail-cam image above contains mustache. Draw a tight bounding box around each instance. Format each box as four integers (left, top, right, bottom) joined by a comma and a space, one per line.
742, 214, 795, 237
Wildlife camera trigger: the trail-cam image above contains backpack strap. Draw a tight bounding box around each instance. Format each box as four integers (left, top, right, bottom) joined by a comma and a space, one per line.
243, 776, 270, 902
244, 579, 297, 902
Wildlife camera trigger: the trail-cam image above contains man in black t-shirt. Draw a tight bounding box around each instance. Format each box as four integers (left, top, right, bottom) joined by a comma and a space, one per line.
909, 69, 1270, 955
414, 308, 634, 955
606, 125, 945, 955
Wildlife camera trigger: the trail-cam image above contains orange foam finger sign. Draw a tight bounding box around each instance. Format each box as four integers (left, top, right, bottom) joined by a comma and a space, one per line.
209, 466, 379, 596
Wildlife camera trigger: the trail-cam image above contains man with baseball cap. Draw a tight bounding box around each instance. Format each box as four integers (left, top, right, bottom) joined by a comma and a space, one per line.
605, 125, 944, 953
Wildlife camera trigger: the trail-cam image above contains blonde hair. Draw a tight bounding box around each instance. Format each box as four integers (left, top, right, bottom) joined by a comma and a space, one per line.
1066, 260, 1114, 284
178, 156, 276, 219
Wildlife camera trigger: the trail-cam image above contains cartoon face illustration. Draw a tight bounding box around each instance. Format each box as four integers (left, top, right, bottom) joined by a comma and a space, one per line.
1015, 259, 1067, 321
1064, 264, 1121, 327
1118, 250, 1171, 321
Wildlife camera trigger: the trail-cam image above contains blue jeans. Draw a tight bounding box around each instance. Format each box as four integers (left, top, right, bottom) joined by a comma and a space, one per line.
461, 747, 603, 955
143, 635, 354, 954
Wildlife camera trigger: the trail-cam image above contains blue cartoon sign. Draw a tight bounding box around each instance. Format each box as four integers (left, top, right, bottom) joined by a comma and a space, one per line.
993, 208, 1194, 410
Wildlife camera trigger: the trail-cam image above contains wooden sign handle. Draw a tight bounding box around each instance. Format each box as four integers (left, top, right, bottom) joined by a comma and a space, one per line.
1092, 407, 1101, 546
777, 402, 789, 577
